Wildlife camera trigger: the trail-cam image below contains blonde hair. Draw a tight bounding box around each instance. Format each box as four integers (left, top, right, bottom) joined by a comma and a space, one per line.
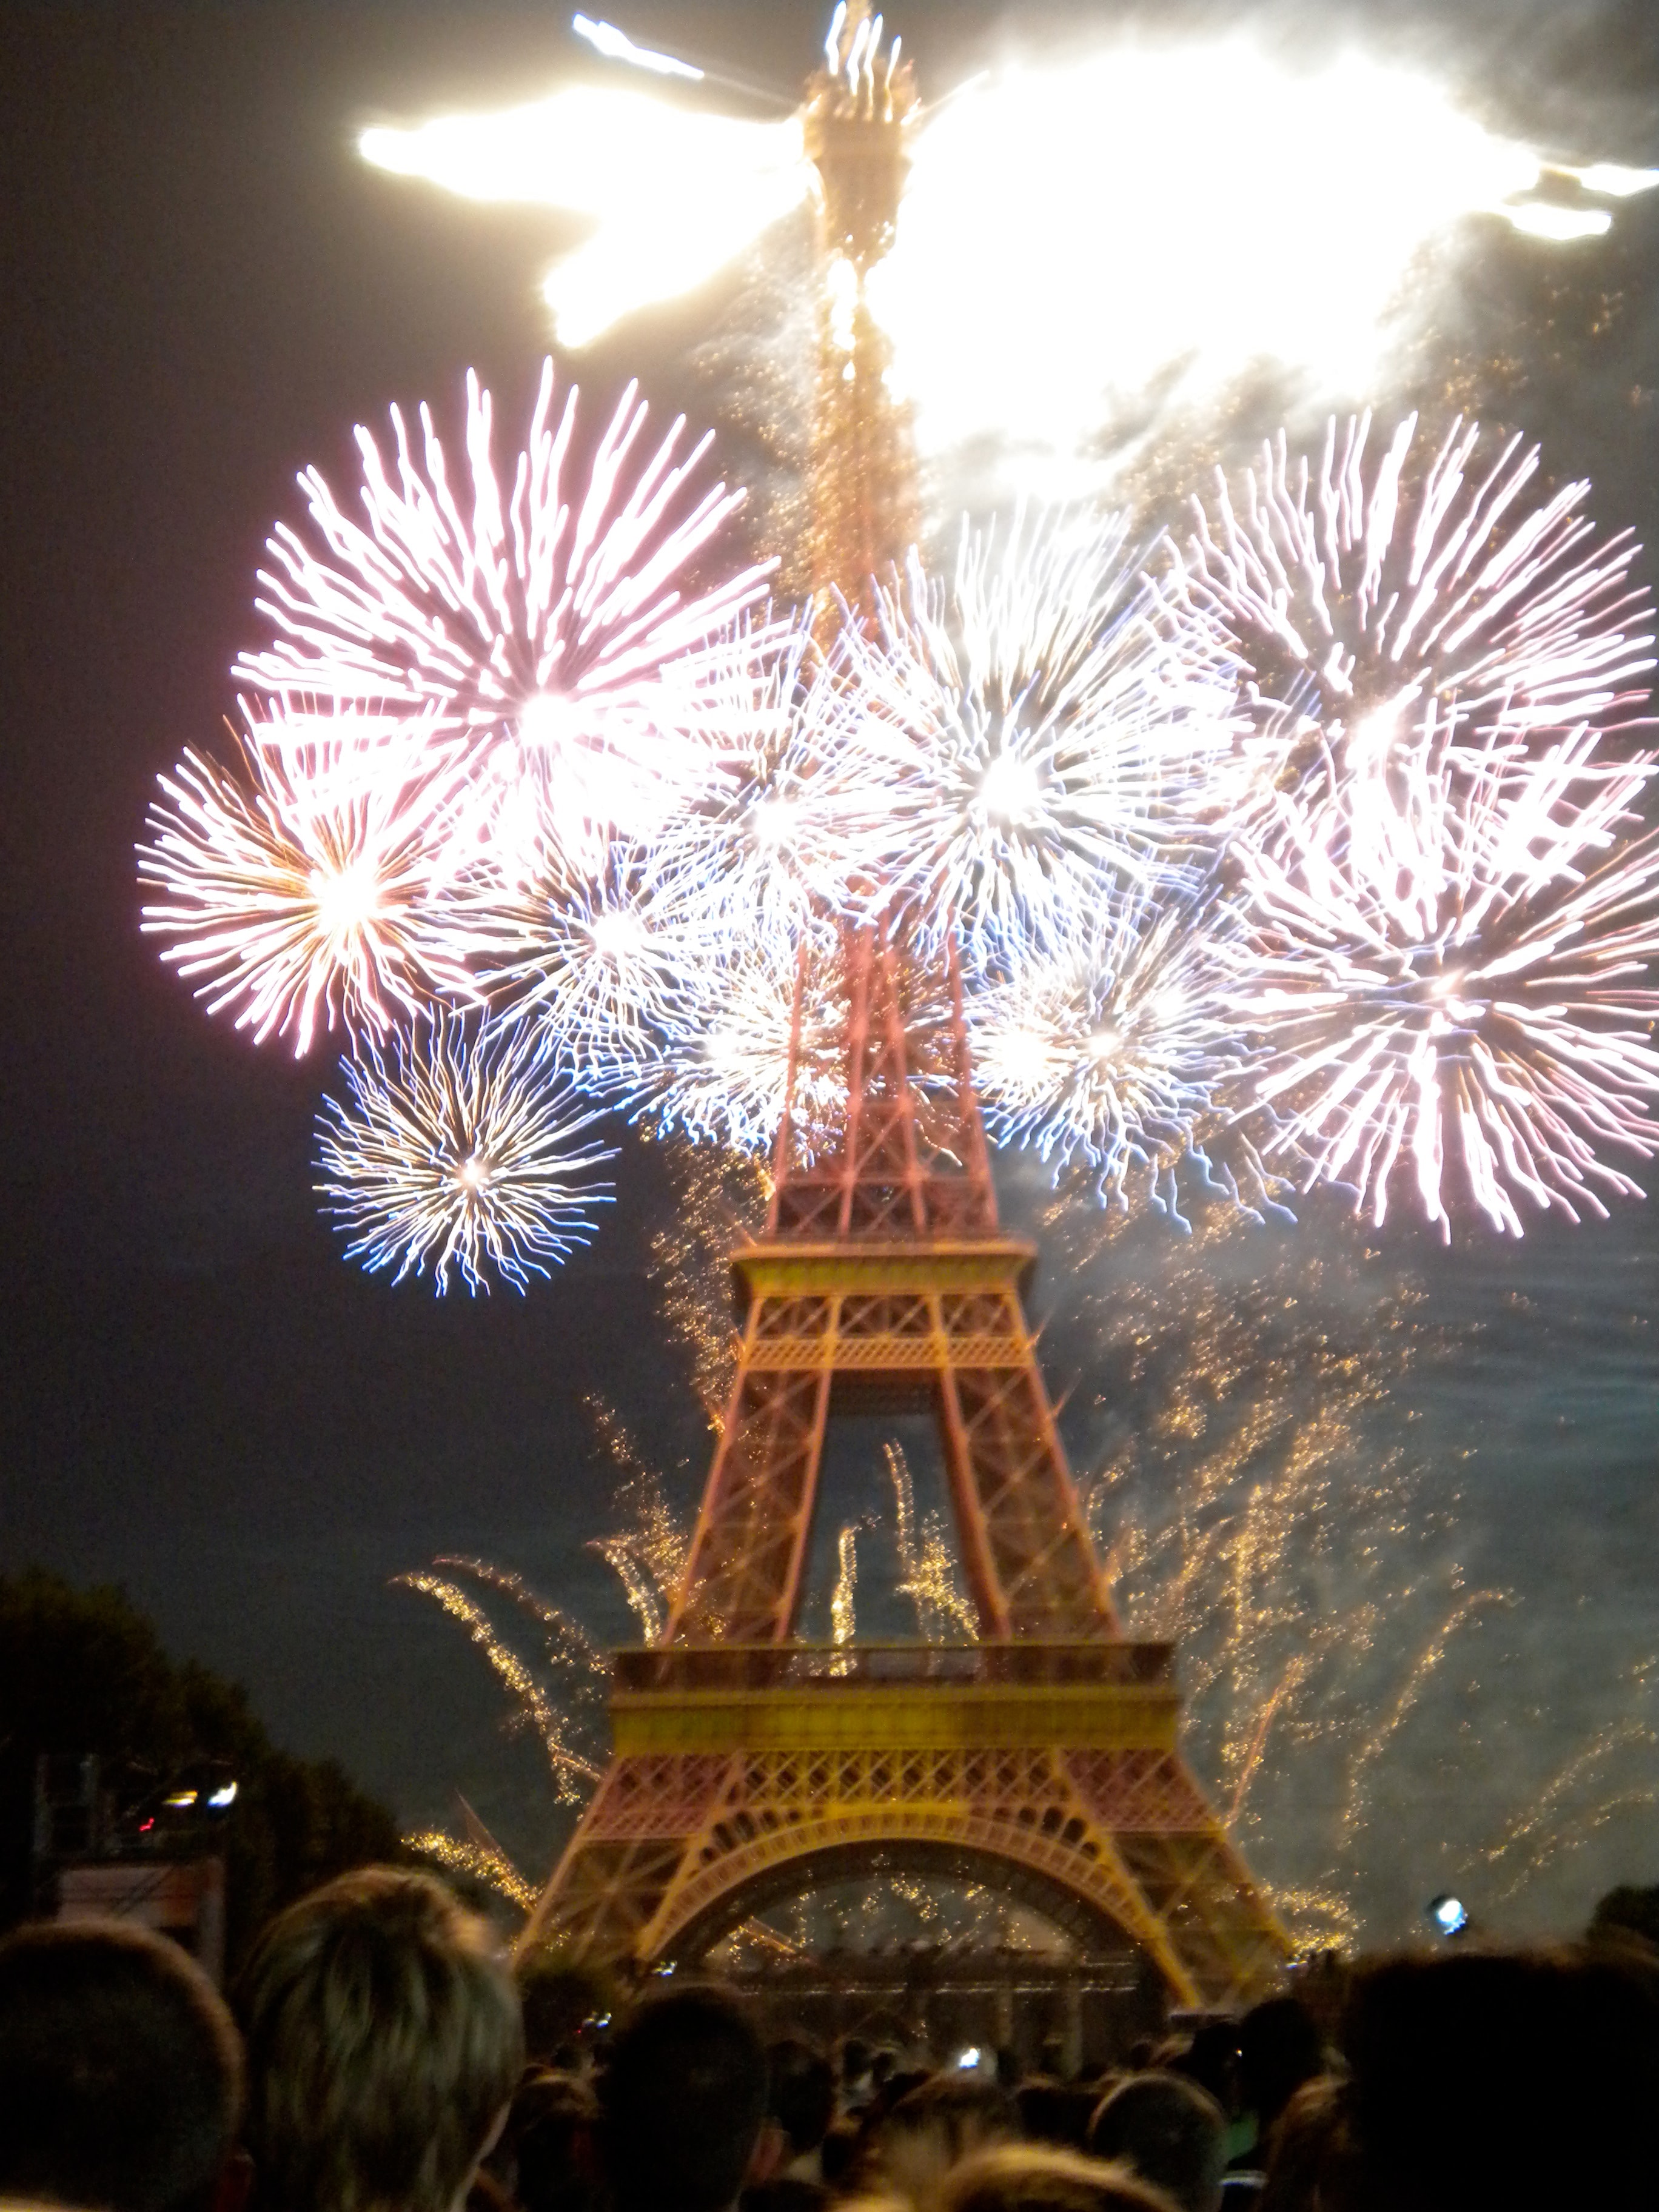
239, 1868, 523, 2212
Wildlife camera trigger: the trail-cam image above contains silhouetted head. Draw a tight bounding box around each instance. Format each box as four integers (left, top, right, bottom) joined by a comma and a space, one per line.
600, 1984, 769, 2212
1089, 2073, 1227, 2212
0, 1915, 243, 2212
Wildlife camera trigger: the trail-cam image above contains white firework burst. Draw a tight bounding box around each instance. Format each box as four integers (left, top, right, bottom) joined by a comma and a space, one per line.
234, 359, 777, 877
138, 708, 472, 1056
967, 887, 1284, 1221
1233, 727, 1659, 1236
651, 921, 850, 1157
315, 1012, 616, 1293
1175, 412, 1655, 805
831, 508, 1242, 951
467, 842, 721, 1096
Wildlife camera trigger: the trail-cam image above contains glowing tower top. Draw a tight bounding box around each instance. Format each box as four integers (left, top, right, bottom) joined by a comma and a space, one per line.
803, 3, 919, 617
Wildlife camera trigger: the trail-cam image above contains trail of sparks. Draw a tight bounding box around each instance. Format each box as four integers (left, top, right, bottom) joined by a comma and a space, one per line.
407, 1830, 537, 1913
394, 1572, 602, 1803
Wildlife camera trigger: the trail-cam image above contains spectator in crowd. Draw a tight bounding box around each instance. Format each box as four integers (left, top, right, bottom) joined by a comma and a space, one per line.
491, 2070, 600, 2212
237, 1866, 522, 2212
745, 2034, 839, 2212
940, 2143, 1180, 2212
1335, 1944, 1659, 2211
1088, 2074, 1227, 2212
859, 2074, 1019, 2211
0, 1916, 245, 2212
1235, 2003, 1322, 2163
599, 1985, 770, 2212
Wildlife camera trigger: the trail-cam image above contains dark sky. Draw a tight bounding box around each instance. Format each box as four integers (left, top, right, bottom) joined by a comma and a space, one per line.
1, 1, 1656, 1946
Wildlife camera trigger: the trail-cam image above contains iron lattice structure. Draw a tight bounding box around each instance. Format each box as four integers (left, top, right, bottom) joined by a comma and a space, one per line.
520, 935, 1289, 2007
519, 5, 1289, 2010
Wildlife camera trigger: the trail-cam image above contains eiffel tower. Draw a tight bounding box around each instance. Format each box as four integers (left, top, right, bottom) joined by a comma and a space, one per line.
518, 7, 1289, 2011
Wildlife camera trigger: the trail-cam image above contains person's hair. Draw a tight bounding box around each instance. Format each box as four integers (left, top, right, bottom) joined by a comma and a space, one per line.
939, 2143, 1181, 2212
237, 1866, 523, 2212
0, 1916, 243, 2212
860, 2074, 1017, 2210
598, 1984, 768, 2212
1088, 2073, 1227, 2212
768, 2036, 837, 2157
1236, 2001, 1322, 2139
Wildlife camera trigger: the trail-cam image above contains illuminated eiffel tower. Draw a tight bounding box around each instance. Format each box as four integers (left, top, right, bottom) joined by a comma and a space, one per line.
520, 6, 1289, 2011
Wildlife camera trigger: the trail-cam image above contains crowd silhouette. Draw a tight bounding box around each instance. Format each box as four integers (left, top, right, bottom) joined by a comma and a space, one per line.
2, 1868, 1657, 2212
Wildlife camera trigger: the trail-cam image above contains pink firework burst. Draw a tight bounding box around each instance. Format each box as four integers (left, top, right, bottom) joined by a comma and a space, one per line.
138, 710, 472, 1055
234, 359, 777, 873
1176, 412, 1655, 806
1233, 727, 1659, 1235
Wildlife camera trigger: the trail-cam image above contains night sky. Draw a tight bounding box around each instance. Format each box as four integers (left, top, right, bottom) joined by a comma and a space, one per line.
2, 1, 1656, 1948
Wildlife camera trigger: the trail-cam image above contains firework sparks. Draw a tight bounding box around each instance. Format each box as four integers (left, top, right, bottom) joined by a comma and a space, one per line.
395, 1572, 602, 1802
138, 712, 472, 1056
316, 1012, 616, 1293
1233, 729, 1659, 1236
830, 513, 1239, 951
468, 842, 722, 1095
1175, 414, 1655, 805
652, 926, 850, 1158
235, 360, 774, 878
966, 886, 1258, 1214
583, 1396, 692, 1637
359, 37, 1653, 504
408, 1829, 538, 1913
884, 1443, 974, 1641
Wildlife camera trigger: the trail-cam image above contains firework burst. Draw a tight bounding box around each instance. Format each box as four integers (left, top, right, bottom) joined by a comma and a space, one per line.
1175, 413, 1655, 806
467, 842, 722, 1096
235, 359, 777, 876
831, 512, 1241, 952
316, 1011, 616, 1293
651, 923, 850, 1157
966, 886, 1257, 1211
1233, 729, 1659, 1235
138, 711, 472, 1056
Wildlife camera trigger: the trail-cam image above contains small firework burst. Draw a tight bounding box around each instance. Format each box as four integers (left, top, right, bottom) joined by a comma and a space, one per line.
831, 509, 1241, 950
1233, 729, 1659, 1235
655, 611, 860, 931
1176, 412, 1655, 805
235, 360, 777, 876
467, 842, 720, 1095
967, 886, 1250, 1207
316, 1011, 616, 1293
138, 710, 471, 1056
651, 921, 850, 1156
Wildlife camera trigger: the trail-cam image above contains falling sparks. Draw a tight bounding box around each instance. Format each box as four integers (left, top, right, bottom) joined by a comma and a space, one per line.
315, 1012, 617, 1293
395, 1570, 602, 1803
408, 1829, 538, 1913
